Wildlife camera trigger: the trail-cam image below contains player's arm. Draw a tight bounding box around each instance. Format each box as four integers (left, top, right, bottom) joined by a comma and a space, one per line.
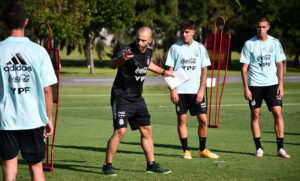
110, 49, 133, 69
166, 67, 179, 104
276, 61, 284, 98
44, 86, 54, 137
196, 67, 207, 104
148, 61, 174, 77
241, 63, 252, 100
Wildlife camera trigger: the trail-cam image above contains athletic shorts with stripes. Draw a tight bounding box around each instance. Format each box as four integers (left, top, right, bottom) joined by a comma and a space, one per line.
111, 96, 151, 130
176, 94, 207, 116
248, 84, 282, 111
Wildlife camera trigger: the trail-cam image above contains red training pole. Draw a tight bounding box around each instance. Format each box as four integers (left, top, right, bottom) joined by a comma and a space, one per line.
213, 17, 225, 128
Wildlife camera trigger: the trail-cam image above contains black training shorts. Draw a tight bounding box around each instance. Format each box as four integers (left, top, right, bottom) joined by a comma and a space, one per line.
176, 94, 207, 116
0, 127, 45, 162
112, 96, 151, 130
248, 84, 282, 111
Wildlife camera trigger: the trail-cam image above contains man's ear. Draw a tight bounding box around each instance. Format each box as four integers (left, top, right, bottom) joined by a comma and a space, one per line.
24, 18, 28, 28
192, 29, 195, 36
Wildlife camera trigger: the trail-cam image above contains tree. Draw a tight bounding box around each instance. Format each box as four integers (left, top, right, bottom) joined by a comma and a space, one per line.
84, 0, 136, 73
0, 0, 89, 50
132, 0, 180, 67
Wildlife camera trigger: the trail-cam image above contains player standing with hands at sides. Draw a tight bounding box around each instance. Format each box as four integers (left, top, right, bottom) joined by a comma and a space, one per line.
240, 16, 290, 158
165, 20, 218, 160
0, 2, 57, 181
102, 26, 174, 176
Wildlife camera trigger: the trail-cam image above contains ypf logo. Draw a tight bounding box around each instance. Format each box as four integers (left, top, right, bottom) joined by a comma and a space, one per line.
4, 53, 32, 72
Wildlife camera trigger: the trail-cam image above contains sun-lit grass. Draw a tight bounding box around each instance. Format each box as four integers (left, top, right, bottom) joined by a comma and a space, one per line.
1, 82, 299, 180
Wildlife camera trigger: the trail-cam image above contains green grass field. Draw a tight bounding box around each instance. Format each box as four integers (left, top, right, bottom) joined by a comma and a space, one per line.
1, 82, 299, 180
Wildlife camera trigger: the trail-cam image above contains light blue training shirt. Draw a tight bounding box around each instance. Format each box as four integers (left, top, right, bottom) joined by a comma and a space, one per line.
0, 37, 57, 130
165, 40, 211, 94
240, 35, 286, 86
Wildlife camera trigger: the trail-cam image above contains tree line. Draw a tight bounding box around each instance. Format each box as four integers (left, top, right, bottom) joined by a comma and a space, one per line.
1, 0, 299, 73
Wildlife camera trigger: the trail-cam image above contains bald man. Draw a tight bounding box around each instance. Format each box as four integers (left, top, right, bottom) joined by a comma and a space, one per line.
102, 27, 173, 176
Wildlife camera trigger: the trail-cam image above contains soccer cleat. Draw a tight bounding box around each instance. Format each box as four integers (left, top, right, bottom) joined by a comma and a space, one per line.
277, 148, 290, 158
183, 150, 192, 159
255, 148, 263, 157
198, 149, 219, 159
146, 162, 172, 174
102, 164, 117, 176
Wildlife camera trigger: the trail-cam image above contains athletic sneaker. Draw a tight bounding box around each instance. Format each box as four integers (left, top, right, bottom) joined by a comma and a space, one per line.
198, 149, 219, 159
255, 148, 263, 157
102, 164, 117, 176
146, 162, 172, 174
183, 150, 192, 159
277, 148, 290, 158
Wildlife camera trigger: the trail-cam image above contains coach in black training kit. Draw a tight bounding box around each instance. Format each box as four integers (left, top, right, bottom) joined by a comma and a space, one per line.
102, 27, 174, 176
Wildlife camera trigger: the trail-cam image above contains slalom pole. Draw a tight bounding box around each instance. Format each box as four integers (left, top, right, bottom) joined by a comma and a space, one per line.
212, 17, 225, 128
38, 22, 60, 172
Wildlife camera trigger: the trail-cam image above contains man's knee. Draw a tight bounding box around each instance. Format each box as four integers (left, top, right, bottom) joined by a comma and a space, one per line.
113, 128, 127, 140
197, 114, 207, 126
139, 126, 152, 137
177, 114, 187, 125
251, 109, 261, 122
271, 106, 282, 118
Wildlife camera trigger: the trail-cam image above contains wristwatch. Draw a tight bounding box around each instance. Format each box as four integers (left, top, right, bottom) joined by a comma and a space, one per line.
161, 70, 165, 76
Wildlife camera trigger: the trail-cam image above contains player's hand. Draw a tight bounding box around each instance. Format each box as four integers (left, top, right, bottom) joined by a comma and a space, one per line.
170, 89, 179, 104
165, 70, 175, 77
244, 88, 252, 101
195, 90, 204, 104
122, 49, 134, 61
44, 119, 53, 137
277, 84, 284, 98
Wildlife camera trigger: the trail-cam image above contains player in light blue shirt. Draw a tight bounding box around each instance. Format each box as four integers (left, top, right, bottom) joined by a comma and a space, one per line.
0, 2, 57, 180
165, 39, 211, 94
0, 37, 57, 130
240, 16, 290, 158
165, 20, 218, 159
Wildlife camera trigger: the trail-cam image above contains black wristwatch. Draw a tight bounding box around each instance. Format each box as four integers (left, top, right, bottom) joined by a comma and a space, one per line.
161, 70, 165, 76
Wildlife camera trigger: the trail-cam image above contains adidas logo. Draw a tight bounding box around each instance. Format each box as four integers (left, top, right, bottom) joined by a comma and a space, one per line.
4, 53, 32, 72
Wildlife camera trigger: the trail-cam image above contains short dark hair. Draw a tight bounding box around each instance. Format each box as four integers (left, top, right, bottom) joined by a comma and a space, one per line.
180, 20, 195, 31
2, 2, 26, 30
257, 16, 269, 25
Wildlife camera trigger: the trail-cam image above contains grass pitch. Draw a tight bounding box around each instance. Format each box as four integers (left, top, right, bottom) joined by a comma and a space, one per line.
1, 82, 300, 180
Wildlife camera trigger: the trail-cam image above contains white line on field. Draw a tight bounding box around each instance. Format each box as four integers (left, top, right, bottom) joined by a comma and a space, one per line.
60, 92, 300, 97
58, 103, 300, 110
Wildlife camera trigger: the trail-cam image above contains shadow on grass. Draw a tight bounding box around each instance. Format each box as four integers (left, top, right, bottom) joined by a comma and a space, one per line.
121, 141, 254, 156
121, 141, 182, 150
16, 156, 145, 174
55, 144, 179, 158
15, 159, 100, 174
16, 151, 144, 174
261, 140, 300, 146
262, 131, 300, 136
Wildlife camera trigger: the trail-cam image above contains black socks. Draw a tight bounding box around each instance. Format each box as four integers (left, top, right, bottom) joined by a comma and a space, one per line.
254, 137, 262, 150
180, 138, 189, 152
277, 137, 284, 151
199, 137, 206, 151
